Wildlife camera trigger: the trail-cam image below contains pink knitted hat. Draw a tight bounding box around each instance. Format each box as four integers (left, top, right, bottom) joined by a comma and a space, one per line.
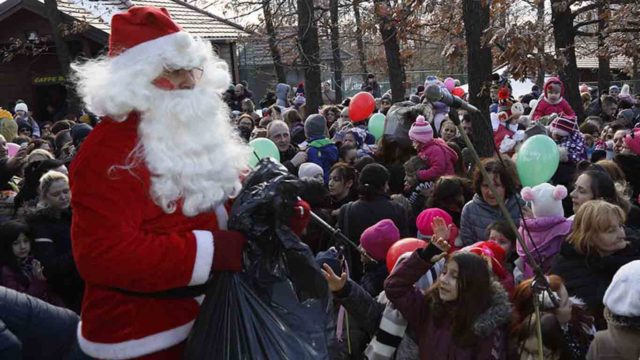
409, 115, 433, 144
624, 129, 640, 156
360, 219, 401, 261
416, 208, 459, 250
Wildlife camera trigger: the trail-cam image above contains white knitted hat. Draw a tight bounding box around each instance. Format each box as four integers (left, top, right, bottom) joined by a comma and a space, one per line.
603, 260, 640, 317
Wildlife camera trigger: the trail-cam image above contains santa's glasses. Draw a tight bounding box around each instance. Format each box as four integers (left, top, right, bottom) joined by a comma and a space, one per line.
160, 67, 204, 82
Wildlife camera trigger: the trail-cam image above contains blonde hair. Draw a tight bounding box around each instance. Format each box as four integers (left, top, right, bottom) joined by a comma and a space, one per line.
26, 149, 54, 165
567, 200, 626, 255
39, 170, 68, 202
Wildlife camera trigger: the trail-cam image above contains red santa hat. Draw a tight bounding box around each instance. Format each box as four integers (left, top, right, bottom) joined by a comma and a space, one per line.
108, 7, 204, 70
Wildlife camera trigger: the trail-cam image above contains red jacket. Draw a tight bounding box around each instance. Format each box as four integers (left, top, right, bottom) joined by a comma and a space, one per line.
70, 113, 224, 359
532, 77, 576, 121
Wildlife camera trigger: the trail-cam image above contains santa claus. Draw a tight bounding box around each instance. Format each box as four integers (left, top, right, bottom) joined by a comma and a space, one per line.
69, 6, 250, 359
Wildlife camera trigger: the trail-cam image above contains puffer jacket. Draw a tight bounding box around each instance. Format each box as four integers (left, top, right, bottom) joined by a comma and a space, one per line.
517, 216, 572, 279
551, 241, 640, 330
416, 139, 458, 182
460, 194, 522, 246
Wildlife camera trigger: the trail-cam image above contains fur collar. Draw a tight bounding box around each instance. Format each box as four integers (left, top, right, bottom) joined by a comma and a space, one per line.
471, 281, 512, 337
605, 307, 640, 330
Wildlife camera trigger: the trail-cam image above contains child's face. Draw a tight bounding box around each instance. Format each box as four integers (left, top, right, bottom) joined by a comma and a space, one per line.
551, 131, 566, 142
12, 233, 30, 260
404, 171, 418, 191
412, 140, 423, 151
547, 87, 561, 102
343, 133, 357, 148
488, 230, 512, 258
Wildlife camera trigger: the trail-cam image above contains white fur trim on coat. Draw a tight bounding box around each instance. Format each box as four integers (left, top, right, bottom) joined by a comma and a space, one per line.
77, 320, 194, 359
190, 230, 214, 286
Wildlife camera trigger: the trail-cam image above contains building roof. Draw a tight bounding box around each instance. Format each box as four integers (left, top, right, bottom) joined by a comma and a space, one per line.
0, 0, 250, 42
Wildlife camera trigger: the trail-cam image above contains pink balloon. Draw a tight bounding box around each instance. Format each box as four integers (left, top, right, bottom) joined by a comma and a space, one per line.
6, 143, 19, 158
444, 77, 456, 92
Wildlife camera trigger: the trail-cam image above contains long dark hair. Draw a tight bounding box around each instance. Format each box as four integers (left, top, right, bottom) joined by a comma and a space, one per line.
577, 168, 630, 213
427, 176, 473, 212
473, 158, 517, 199
329, 163, 358, 201
0, 220, 31, 270
428, 252, 492, 346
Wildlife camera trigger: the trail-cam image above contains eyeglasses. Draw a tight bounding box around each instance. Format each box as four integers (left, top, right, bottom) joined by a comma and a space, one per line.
161, 67, 204, 81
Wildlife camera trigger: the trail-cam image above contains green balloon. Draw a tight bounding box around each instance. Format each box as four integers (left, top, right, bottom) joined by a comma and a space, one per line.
368, 113, 385, 140
248, 138, 280, 168
516, 135, 560, 187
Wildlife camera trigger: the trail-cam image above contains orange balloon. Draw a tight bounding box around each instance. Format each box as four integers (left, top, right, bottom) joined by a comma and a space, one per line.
386, 238, 428, 272
349, 92, 376, 122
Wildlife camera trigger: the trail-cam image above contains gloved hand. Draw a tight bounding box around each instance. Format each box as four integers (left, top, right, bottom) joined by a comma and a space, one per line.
212, 230, 247, 272
288, 199, 311, 237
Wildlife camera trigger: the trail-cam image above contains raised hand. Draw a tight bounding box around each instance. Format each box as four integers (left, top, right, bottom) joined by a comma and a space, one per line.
320, 263, 347, 292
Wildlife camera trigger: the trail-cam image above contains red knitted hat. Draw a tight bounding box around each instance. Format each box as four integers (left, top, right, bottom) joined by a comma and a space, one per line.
109, 7, 182, 57
624, 129, 640, 156
550, 115, 577, 137
466, 241, 507, 280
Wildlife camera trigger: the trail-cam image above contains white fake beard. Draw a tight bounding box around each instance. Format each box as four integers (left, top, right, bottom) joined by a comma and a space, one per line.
136, 84, 250, 217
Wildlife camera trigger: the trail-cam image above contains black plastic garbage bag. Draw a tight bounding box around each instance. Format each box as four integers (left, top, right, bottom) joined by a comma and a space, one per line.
186, 158, 330, 359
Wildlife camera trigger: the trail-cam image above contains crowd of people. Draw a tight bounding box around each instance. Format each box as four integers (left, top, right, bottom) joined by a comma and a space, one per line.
1, 5, 640, 359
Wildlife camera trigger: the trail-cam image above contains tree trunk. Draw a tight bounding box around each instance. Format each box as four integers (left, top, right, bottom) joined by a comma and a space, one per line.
297, 0, 322, 114
353, 0, 368, 81
462, 0, 493, 157
634, 55, 639, 95
374, 0, 406, 103
330, 0, 343, 103
535, 0, 546, 87
43, 0, 81, 115
263, 0, 287, 84
597, 2, 611, 94
551, 0, 584, 120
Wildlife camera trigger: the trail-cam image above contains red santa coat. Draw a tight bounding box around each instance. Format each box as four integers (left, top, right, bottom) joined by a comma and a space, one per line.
70, 113, 225, 359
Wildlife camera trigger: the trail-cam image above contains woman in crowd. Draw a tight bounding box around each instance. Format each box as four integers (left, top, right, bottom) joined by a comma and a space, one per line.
426, 176, 473, 228
327, 163, 358, 215
27, 170, 83, 312
0, 220, 63, 306
511, 275, 594, 359
337, 163, 409, 282
551, 200, 640, 329
460, 158, 522, 246
384, 237, 511, 359
13, 159, 65, 215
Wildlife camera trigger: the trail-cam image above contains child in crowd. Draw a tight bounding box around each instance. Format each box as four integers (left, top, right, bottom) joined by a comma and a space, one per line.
402, 156, 432, 217
304, 114, 338, 184
409, 115, 458, 183
0, 220, 62, 306
298, 162, 324, 182
359, 219, 401, 296
517, 183, 572, 280
550, 115, 587, 164
532, 77, 576, 121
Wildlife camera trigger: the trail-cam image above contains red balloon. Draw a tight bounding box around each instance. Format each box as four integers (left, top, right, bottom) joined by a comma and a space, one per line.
349, 91, 376, 122
451, 87, 465, 98
386, 238, 428, 272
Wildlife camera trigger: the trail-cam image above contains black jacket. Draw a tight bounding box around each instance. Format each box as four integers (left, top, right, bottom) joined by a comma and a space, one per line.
279, 144, 300, 175
337, 195, 409, 282
551, 241, 640, 329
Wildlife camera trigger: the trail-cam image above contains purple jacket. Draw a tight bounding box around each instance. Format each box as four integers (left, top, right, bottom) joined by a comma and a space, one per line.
384, 251, 510, 360
417, 139, 458, 182
518, 216, 572, 279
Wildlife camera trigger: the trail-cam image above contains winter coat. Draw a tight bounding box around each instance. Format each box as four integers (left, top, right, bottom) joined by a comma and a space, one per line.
493, 124, 515, 152
384, 250, 511, 360
280, 144, 300, 175
416, 139, 458, 182
27, 207, 84, 313
0, 257, 63, 307
0, 286, 82, 360
361, 81, 381, 98
70, 113, 225, 359
307, 137, 339, 184
275, 83, 290, 108
551, 241, 640, 330
460, 194, 523, 246
557, 131, 587, 164
332, 279, 420, 360
360, 262, 389, 297
531, 77, 576, 121
517, 216, 572, 279
337, 195, 409, 282
587, 308, 640, 360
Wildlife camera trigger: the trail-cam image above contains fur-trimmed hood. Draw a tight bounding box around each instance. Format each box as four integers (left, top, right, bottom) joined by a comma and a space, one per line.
470, 281, 512, 337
